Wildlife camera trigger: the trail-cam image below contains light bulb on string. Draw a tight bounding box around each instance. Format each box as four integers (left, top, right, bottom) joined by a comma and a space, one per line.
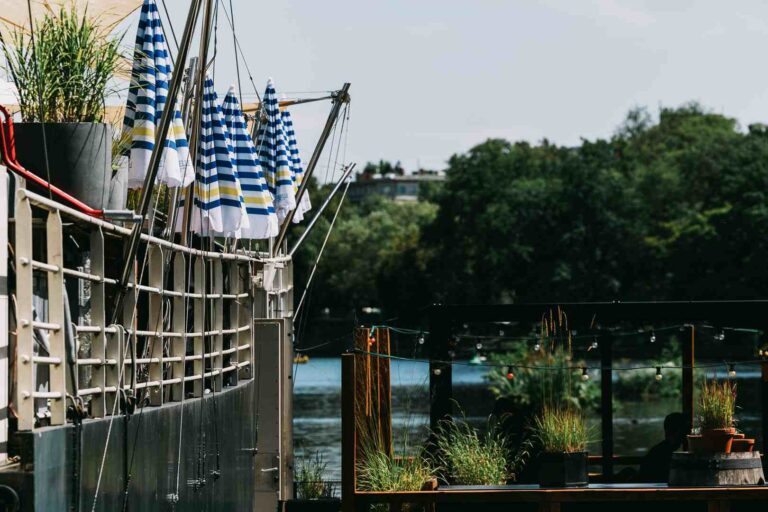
433, 367, 442, 376
418, 333, 425, 345
728, 364, 736, 378
533, 342, 541, 352
590, 338, 599, 351
655, 367, 663, 381
581, 367, 590, 381
715, 329, 726, 342
448, 350, 456, 359
476, 342, 483, 351
650, 330, 656, 343
506, 367, 515, 380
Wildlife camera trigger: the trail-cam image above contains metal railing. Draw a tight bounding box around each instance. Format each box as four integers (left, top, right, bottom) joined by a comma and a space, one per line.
11, 187, 287, 430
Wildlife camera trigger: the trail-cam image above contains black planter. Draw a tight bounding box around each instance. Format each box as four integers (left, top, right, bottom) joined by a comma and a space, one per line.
12, 122, 116, 210
538, 451, 588, 487
284, 498, 341, 512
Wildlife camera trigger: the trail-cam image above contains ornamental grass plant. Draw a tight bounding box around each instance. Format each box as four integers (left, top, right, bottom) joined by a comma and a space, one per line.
296, 452, 334, 499
356, 447, 433, 492
698, 379, 736, 430
532, 406, 589, 453
2, 7, 124, 123
434, 416, 510, 485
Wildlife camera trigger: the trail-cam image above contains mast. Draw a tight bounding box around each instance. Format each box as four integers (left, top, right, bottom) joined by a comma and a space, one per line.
271, 82, 351, 256
110, 0, 204, 324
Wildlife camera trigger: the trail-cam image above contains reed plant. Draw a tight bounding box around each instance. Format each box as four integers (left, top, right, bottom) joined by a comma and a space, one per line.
532, 406, 589, 453
698, 379, 736, 430
434, 416, 509, 485
2, 6, 123, 123
357, 447, 433, 492
296, 452, 334, 499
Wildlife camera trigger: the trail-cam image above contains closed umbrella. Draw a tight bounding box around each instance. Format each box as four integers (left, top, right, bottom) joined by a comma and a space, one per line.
281, 108, 311, 222
123, 0, 192, 189
178, 76, 248, 237
221, 87, 278, 239
257, 78, 295, 222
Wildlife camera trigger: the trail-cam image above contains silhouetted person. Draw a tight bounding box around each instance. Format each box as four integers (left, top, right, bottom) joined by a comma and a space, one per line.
638, 412, 688, 483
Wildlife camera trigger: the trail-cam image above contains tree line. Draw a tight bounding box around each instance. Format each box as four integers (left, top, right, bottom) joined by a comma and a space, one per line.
290, 103, 768, 338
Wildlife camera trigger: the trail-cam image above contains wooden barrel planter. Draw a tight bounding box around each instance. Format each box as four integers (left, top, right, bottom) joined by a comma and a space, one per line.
669, 452, 765, 486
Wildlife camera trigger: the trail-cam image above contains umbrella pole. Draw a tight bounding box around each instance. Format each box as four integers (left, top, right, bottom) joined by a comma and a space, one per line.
110, 0, 204, 325
181, 0, 216, 246
164, 56, 199, 241
271, 82, 351, 256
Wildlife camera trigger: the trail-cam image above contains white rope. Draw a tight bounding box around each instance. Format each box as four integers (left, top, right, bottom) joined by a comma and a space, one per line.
293, 179, 351, 321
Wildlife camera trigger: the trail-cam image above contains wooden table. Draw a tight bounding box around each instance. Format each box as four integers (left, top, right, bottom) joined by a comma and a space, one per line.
353, 483, 768, 512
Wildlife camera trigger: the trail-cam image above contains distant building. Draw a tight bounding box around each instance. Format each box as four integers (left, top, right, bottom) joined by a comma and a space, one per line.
348, 170, 445, 203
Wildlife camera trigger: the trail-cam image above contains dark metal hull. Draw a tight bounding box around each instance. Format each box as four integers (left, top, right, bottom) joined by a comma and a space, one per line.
0, 380, 260, 511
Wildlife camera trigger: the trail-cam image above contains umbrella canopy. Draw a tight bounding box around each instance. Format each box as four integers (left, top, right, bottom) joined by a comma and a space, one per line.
221, 87, 279, 239
123, 0, 192, 189
257, 78, 296, 223
281, 108, 311, 222
184, 76, 249, 237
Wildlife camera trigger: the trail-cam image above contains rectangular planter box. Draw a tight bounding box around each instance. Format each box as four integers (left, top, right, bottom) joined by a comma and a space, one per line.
538, 451, 588, 487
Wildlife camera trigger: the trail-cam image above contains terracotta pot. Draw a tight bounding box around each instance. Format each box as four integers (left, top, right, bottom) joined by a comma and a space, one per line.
731, 438, 755, 453
687, 434, 704, 454
733, 433, 745, 440
700, 427, 736, 454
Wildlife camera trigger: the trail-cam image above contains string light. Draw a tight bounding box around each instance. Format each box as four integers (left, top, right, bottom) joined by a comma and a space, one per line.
476, 342, 483, 350
533, 342, 541, 351
590, 338, 599, 350
506, 367, 515, 380
581, 367, 590, 381
728, 364, 736, 378
448, 350, 456, 359
432, 368, 442, 376
715, 329, 726, 342
655, 367, 663, 381
418, 334, 425, 345
650, 330, 656, 343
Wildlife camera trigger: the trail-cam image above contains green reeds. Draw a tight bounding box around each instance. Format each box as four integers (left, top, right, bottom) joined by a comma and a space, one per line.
434, 416, 509, 485
532, 406, 589, 453
2, 6, 123, 123
698, 379, 736, 430
357, 447, 433, 492
296, 452, 334, 499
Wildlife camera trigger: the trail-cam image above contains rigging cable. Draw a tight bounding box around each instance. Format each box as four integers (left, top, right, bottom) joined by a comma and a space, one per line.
217, 0, 262, 102
228, 0, 245, 108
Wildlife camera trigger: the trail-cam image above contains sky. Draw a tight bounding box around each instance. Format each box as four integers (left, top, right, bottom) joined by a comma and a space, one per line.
24, 0, 768, 179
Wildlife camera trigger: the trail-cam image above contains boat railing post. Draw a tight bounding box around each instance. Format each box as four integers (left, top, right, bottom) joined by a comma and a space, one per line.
89, 227, 106, 417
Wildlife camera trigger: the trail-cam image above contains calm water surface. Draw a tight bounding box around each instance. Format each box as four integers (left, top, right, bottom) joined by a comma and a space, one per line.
293, 358, 762, 480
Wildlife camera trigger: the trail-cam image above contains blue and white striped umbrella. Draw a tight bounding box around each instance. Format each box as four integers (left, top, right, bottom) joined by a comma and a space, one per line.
178, 76, 249, 237
257, 78, 296, 223
221, 87, 278, 239
123, 0, 192, 189
281, 108, 311, 222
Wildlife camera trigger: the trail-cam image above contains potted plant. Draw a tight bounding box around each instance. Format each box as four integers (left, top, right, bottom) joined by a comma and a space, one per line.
692, 380, 737, 454
532, 406, 589, 487
287, 453, 340, 512
434, 415, 510, 486
357, 445, 434, 495
1, 7, 124, 209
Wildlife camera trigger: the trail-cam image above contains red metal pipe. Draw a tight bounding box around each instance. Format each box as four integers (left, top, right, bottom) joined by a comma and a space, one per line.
0, 104, 104, 218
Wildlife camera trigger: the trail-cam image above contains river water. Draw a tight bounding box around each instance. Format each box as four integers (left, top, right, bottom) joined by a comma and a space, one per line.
293, 358, 763, 481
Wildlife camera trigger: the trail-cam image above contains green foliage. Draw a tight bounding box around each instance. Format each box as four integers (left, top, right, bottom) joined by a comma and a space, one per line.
532, 407, 589, 453
433, 416, 509, 485
698, 380, 736, 430
487, 348, 599, 412
2, 7, 124, 123
296, 452, 334, 499
357, 447, 433, 492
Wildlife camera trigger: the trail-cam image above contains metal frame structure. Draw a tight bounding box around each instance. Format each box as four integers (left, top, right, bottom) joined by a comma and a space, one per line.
425, 302, 768, 479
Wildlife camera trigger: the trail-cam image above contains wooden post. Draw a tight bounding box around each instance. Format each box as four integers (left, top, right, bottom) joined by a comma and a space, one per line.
428, 312, 452, 431
341, 353, 357, 512
600, 336, 614, 479
682, 325, 695, 433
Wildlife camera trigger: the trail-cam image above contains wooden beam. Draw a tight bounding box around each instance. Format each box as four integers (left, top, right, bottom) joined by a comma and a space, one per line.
341, 353, 357, 512
682, 325, 695, 433
600, 337, 614, 479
